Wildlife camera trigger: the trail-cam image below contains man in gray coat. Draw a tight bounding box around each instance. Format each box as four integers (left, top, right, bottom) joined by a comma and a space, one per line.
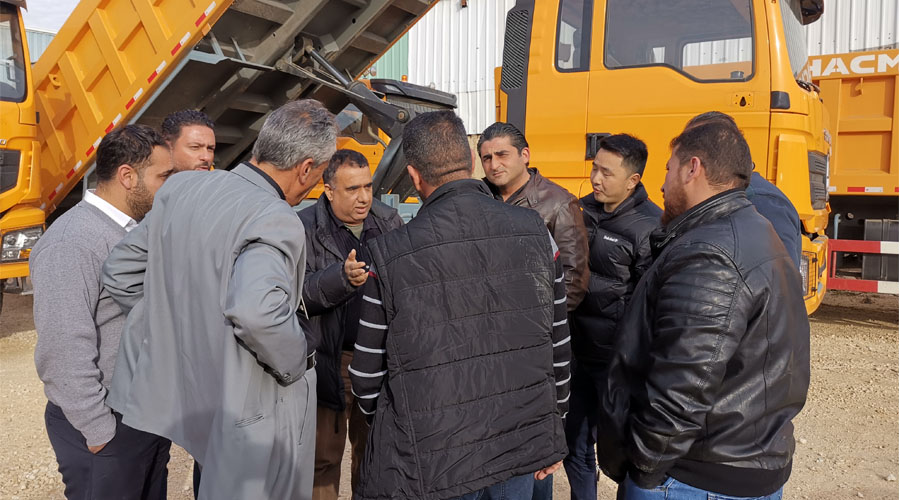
102, 100, 338, 499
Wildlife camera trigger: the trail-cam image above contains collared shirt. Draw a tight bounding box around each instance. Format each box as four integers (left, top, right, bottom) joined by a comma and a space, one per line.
243, 162, 286, 200
83, 189, 138, 232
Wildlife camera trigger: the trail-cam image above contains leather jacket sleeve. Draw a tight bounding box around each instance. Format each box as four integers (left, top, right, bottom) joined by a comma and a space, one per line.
301, 259, 357, 317
626, 241, 751, 487
550, 197, 590, 311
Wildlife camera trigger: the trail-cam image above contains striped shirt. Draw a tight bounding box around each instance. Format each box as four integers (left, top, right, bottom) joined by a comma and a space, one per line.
349, 235, 572, 420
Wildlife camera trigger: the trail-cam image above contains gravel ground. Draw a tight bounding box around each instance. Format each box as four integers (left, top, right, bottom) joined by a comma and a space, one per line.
0, 290, 897, 499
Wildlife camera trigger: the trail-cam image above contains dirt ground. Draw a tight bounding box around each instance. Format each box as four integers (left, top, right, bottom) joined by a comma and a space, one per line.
0, 290, 897, 499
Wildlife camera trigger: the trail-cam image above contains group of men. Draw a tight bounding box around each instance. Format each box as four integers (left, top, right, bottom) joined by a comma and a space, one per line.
31, 98, 809, 500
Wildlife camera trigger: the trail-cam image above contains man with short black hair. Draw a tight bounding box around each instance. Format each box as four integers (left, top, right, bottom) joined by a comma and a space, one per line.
598, 121, 810, 500
479, 122, 589, 312
565, 134, 661, 499
102, 100, 338, 499
161, 109, 216, 172
301, 149, 403, 500
350, 111, 570, 499
684, 111, 802, 270
32, 124, 174, 498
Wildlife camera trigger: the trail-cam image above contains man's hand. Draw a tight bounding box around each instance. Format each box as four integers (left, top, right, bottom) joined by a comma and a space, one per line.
88, 442, 108, 454
534, 460, 562, 481
344, 249, 368, 287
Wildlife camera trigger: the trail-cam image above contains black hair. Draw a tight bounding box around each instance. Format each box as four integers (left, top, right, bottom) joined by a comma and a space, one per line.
402, 111, 472, 185
96, 124, 167, 182
324, 149, 369, 184
670, 120, 752, 189
160, 109, 215, 143
477, 122, 529, 156
597, 134, 648, 176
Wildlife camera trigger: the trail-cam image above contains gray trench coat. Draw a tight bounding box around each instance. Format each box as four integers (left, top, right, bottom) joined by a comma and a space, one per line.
102, 164, 316, 499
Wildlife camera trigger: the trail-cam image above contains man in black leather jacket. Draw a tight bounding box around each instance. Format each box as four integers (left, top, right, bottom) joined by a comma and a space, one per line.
599, 120, 810, 500
565, 134, 660, 500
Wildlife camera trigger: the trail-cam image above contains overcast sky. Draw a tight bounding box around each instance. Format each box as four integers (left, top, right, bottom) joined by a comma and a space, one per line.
21, 0, 78, 32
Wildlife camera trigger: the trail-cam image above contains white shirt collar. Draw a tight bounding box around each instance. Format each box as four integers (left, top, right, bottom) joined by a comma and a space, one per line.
83, 189, 138, 232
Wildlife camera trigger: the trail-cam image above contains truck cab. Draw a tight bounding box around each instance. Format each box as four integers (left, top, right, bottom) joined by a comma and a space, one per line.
498, 0, 829, 312
0, 0, 42, 301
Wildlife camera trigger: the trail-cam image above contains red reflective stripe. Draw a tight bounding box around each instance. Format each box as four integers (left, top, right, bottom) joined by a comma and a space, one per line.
126, 98, 136, 109
66, 169, 75, 179
170, 43, 182, 55
85, 145, 95, 156
847, 187, 866, 193
105, 122, 115, 133
828, 277, 880, 293
195, 13, 207, 26
147, 71, 158, 83
829, 239, 882, 254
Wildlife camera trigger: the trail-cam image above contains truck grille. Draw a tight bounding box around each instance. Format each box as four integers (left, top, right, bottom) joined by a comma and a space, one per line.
808, 151, 828, 210
0, 150, 21, 194
500, 10, 530, 91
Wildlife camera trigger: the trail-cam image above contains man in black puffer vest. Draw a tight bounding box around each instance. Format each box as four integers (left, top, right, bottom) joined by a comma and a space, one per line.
349, 111, 571, 500
598, 121, 810, 500
299, 150, 403, 499
565, 134, 661, 499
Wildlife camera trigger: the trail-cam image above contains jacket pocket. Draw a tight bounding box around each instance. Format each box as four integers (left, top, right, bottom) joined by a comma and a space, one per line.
235, 414, 264, 428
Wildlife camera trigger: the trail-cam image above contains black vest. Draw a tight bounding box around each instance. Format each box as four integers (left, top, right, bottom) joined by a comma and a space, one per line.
358, 179, 567, 499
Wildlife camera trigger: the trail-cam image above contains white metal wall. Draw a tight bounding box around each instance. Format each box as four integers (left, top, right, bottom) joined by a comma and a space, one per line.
806, 0, 898, 55
407, 0, 516, 134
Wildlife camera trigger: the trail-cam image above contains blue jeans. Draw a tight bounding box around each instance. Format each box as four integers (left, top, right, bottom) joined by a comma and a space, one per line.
622, 475, 784, 500
531, 473, 553, 499
453, 474, 535, 500
562, 362, 599, 500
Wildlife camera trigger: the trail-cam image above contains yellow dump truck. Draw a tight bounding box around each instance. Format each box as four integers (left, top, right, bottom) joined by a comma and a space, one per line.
496, 0, 830, 313
810, 49, 899, 294
0, 0, 450, 312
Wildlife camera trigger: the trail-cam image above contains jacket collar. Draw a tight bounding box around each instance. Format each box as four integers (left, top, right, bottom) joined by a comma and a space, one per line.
421, 178, 493, 211
232, 162, 286, 200
484, 167, 542, 207
580, 182, 650, 224
650, 189, 750, 256
313, 194, 395, 258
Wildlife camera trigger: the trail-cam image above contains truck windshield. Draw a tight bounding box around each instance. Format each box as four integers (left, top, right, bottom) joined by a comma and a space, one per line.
0, 3, 26, 103
605, 0, 755, 82
780, 0, 809, 80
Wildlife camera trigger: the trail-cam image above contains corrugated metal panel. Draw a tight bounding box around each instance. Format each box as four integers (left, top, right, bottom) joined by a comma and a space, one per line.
806, 0, 898, 55
25, 28, 55, 63
364, 34, 409, 80
406, 0, 516, 133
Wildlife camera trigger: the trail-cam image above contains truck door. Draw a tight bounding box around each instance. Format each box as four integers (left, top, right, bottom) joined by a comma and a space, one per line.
513, 0, 595, 197
585, 0, 772, 205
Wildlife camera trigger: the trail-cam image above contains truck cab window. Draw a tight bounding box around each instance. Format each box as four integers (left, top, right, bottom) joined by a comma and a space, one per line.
556, 0, 593, 72
605, 0, 755, 82
780, 0, 809, 81
0, 3, 26, 103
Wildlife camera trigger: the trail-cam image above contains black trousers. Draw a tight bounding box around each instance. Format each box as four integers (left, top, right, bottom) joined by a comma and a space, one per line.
45, 401, 171, 500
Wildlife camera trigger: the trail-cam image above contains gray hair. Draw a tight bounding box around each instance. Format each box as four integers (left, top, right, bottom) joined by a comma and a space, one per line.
252, 99, 338, 171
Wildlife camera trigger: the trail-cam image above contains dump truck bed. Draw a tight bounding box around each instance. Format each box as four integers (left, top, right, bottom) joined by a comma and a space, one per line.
810, 49, 899, 197
32, 0, 437, 215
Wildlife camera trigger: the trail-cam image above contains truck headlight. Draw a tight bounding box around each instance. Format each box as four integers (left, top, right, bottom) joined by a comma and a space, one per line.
1, 226, 43, 262
800, 252, 813, 295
